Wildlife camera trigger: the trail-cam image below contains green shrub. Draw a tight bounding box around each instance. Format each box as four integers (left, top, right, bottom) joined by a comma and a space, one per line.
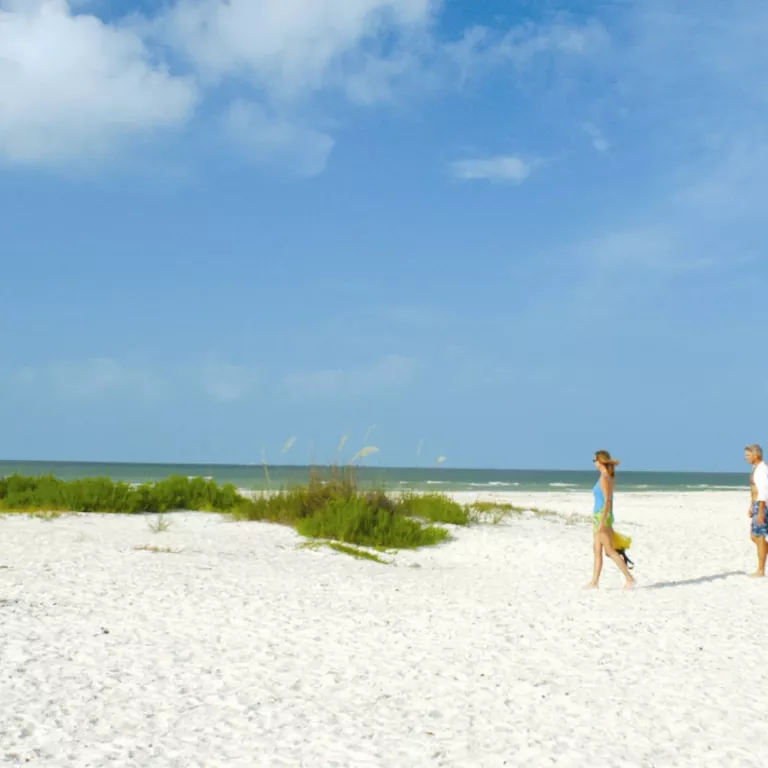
396, 493, 469, 525
66, 477, 140, 513
0, 474, 241, 514
0, 474, 68, 510
233, 475, 359, 523
133, 475, 241, 513
296, 496, 449, 549
0, 471, 454, 553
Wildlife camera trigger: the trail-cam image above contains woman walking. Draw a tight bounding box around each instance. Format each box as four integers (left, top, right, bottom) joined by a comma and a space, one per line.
585, 450, 636, 589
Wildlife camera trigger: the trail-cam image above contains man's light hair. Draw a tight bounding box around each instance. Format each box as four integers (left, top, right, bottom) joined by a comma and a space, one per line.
745, 444, 763, 458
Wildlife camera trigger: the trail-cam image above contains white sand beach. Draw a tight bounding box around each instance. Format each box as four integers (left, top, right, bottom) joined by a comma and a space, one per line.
1, 491, 766, 767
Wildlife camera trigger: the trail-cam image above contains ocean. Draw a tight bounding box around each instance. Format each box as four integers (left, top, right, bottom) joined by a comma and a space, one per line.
0, 460, 748, 493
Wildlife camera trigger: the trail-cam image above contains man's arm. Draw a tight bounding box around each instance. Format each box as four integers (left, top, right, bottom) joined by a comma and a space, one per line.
755, 465, 768, 524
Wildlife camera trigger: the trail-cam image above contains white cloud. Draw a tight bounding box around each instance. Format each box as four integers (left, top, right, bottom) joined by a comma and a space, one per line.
223, 101, 334, 178
559, 1, 768, 275
341, 47, 424, 105
583, 123, 609, 152
0, 2, 625, 175
451, 155, 532, 183
677, 141, 768, 221
1, 357, 263, 402
0, 0, 437, 170
8, 0, 762, 184
0, 0, 196, 166
585, 228, 715, 273
201, 360, 258, 402
20, 358, 165, 399
154, 0, 435, 98
446, 16, 608, 82
495, 16, 609, 60
284, 354, 420, 399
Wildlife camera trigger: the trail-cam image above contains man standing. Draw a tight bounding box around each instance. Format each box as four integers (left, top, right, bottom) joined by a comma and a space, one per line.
745, 444, 768, 577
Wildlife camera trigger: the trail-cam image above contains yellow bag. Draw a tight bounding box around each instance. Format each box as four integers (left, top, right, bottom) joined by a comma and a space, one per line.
612, 531, 632, 551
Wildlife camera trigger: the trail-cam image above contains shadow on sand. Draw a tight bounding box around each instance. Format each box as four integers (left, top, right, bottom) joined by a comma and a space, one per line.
644, 570, 746, 590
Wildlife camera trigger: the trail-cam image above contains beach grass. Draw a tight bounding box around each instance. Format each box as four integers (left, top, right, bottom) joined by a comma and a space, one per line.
467, 500, 525, 524
295, 496, 449, 549
0, 508, 69, 520
327, 542, 388, 563
0, 474, 240, 514
300, 540, 389, 564
233, 467, 459, 548
231, 470, 362, 524
0, 469, 455, 551
397, 492, 469, 525
469, 501, 525, 514
148, 514, 172, 533
467, 500, 561, 524
134, 544, 179, 554
0, 469, 567, 551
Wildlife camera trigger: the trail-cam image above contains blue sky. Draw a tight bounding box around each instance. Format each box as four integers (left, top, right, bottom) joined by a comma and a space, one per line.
1, 0, 766, 472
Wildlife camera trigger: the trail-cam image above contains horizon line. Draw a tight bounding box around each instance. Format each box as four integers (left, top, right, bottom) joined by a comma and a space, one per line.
0, 458, 747, 476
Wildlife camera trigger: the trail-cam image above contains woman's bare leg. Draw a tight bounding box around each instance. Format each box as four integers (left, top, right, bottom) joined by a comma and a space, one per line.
584, 532, 603, 588
600, 530, 636, 588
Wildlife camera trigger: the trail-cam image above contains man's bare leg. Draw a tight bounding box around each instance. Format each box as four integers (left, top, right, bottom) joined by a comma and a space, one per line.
584, 533, 603, 589
751, 536, 767, 577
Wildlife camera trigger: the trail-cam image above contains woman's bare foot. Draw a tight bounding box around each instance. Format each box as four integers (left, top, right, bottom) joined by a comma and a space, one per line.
623, 578, 637, 589
583, 582, 599, 590
749, 571, 765, 578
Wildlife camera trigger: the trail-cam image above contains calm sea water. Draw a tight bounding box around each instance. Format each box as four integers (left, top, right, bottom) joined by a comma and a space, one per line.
0, 460, 748, 493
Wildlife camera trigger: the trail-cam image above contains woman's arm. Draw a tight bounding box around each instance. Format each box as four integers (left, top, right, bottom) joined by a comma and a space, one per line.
599, 474, 612, 530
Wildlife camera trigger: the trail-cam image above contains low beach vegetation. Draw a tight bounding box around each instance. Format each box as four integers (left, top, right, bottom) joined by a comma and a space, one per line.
0, 469, 564, 557
148, 514, 172, 533
0, 474, 240, 514
232, 469, 455, 549
134, 544, 179, 554
300, 540, 390, 564
397, 492, 469, 526
0, 469, 460, 554
294, 496, 449, 549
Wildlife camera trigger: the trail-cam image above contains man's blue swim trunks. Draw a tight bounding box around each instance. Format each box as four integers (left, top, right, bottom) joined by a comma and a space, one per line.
752, 501, 768, 538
